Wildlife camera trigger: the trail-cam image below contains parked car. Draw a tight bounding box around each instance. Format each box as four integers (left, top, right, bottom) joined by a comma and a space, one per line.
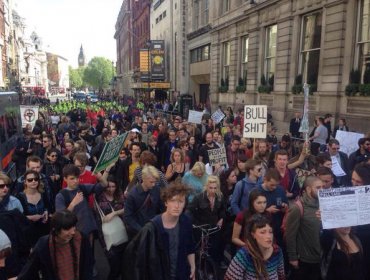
86, 93, 99, 103
73, 92, 86, 101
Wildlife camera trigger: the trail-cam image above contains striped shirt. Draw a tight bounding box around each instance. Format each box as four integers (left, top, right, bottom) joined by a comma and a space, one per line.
224, 244, 285, 280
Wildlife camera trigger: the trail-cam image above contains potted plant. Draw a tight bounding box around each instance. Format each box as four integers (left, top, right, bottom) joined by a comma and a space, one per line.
236, 77, 246, 93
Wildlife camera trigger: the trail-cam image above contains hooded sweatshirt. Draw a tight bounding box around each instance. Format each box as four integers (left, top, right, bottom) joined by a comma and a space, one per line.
230, 176, 262, 215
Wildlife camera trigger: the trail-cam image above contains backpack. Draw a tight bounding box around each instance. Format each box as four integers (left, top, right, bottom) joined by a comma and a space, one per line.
281, 197, 304, 240
238, 179, 247, 210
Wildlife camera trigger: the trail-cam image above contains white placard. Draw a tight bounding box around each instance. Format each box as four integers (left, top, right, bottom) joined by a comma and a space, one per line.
335, 130, 364, 156
211, 109, 226, 124
318, 186, 370, 229
243, 105, 268, 139
188, 110, 203, 124
331, 156, 346, 177
20, 105, 39, 129
207, 146, 227, 167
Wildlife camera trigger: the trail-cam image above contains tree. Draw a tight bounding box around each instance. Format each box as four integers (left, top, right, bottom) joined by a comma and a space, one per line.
83, 57, 114, 90
69, 66, 84, 89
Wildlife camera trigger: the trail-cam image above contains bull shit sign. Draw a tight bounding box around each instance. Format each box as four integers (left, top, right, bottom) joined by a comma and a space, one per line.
243, 105, 268, 139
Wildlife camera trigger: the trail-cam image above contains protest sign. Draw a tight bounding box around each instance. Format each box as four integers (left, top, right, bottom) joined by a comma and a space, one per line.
211, 109, 226, 124
331, 156, 346, 177
188, 110, 203, 124
335, 130, 364, 156
20, 105, 39, 129
93, 133, 127, 174
243, 105, 268, 139
318, 186, 370, 229
207, 146, 227, 167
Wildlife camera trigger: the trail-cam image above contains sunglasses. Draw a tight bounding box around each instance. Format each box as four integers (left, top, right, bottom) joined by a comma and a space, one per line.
50, 154, 58, 158
26, 177, 39, 183
0, 184, 8, 189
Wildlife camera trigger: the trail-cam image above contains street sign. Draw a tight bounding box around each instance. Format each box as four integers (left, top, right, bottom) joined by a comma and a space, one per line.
20, 105, 39, 128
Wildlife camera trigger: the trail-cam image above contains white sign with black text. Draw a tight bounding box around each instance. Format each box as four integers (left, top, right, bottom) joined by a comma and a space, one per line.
188, 110, 203, 124
243, 105, 268, 139
20, 105, 39, 129
318, 186, 370, 229
207, 146, 227, 167
211, 109, 226, 124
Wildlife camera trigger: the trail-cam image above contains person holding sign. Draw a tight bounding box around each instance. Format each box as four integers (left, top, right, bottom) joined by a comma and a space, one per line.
285, 176, 323, 280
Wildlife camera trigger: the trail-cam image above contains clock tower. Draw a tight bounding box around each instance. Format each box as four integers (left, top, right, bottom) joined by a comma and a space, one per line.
78, 45, 85, 67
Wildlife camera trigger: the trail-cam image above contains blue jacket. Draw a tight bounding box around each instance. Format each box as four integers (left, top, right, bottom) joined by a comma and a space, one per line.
230, 176, 263, 216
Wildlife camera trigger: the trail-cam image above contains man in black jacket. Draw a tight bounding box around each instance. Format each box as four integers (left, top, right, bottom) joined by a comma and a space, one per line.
289, 112, 302, 139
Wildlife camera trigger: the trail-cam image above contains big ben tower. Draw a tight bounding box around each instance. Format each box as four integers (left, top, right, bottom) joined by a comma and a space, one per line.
78, 45, 85, 67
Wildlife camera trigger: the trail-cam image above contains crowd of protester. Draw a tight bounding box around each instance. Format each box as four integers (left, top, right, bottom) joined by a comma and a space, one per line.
0, 100, 369, 280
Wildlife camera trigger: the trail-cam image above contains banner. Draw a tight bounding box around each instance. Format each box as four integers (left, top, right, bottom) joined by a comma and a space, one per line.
243, 105, 268, 139
93, 133, 127, 174
140, 49, 150, 81
208, 146, 227, 167
211, 109, 226, 124
335, 130, 364, 156
150, 40, 165, 81
20, 105, 39, 129
299, 83, 309, 134
188, 110, 203, 124
319, 186, 370, 229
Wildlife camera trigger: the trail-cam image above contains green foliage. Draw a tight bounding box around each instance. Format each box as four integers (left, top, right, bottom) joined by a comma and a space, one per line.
345, 84, 359, 97
83, 57, 115, 90
359, 84, 370, 96
69, 66, 84, 89
238, 77, 244, 86
309, 84, 317, 95
258, 85, 272, 94
291, 84, 303, 94
268, 74, 274, 87
350, 69, 361, 84
219, 78, 229, 93
236, 85, 246, 92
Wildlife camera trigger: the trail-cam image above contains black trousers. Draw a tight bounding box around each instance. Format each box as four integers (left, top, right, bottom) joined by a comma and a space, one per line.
290, 261, 321, 280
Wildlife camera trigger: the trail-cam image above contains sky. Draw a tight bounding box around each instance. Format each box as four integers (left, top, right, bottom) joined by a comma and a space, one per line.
15, 0, 122, 68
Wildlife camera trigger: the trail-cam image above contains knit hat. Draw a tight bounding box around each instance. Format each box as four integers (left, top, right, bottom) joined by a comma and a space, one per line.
0, 230, 11, 251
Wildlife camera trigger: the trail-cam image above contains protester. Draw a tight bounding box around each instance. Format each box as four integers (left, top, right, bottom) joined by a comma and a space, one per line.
165, 148, 186, 182
230, 159, 263, 215
182, 161, 208, 202
232, 189, 268, 248
0, 173, 23, 213
18, 210, 94, 280
123, 181, 195, 280
225, 214, 285, 280
286, 176, 323, 280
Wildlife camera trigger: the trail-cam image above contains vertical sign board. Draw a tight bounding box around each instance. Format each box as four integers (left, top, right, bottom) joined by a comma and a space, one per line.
187, 110, 203, 125
93, 133, 127, 174
208, 146, 227, 167
211, 109, 226, 124
139, 49, 150, 81
150, 40, 165, 81
20, 105, 39, 129
243, 105, 268, 139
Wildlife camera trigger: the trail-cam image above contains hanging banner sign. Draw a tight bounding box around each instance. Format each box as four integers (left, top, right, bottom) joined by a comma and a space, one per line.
150, 40, 165, 81
93, 133, 128, 174
243, 105, 268, 139
20, 105, 39, 129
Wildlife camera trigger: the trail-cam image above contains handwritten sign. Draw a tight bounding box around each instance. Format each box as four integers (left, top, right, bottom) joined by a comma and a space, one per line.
243, 105, 267, 139
207, 146, 227, 167
20, 105, 39, 129
318, 186, 370, 229
188, 110, 203, 124
93, 133, 127, 174
331, 156, 346, 177
211, 109, 226, 124
335, 130, 364, 156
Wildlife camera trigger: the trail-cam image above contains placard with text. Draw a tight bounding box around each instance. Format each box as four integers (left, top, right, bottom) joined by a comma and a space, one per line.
243, 105, 268, 139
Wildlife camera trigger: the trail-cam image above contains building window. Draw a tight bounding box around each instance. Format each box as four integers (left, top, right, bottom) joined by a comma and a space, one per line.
301, 11, 322, 86
241, 36, 249, 85
265, 25, 277, 86
222, 0, 230, 14
202, 0, 209, 26
356, 0, 370, 83
190, 44, 211, 63
193, 0, 199, 30
222, 42, 230, 84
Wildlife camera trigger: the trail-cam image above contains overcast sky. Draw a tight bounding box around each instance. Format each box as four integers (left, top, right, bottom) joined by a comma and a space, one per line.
15, 0, 122, 68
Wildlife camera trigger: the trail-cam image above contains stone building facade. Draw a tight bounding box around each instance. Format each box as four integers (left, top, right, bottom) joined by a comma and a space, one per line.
209, 0, 370, 133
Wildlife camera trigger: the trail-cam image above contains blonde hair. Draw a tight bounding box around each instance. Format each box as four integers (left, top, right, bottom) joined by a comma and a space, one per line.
142, 165, 160, 180
204, 175, 223, 198
170, 148, 185, 163
191, 161, 205, 176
